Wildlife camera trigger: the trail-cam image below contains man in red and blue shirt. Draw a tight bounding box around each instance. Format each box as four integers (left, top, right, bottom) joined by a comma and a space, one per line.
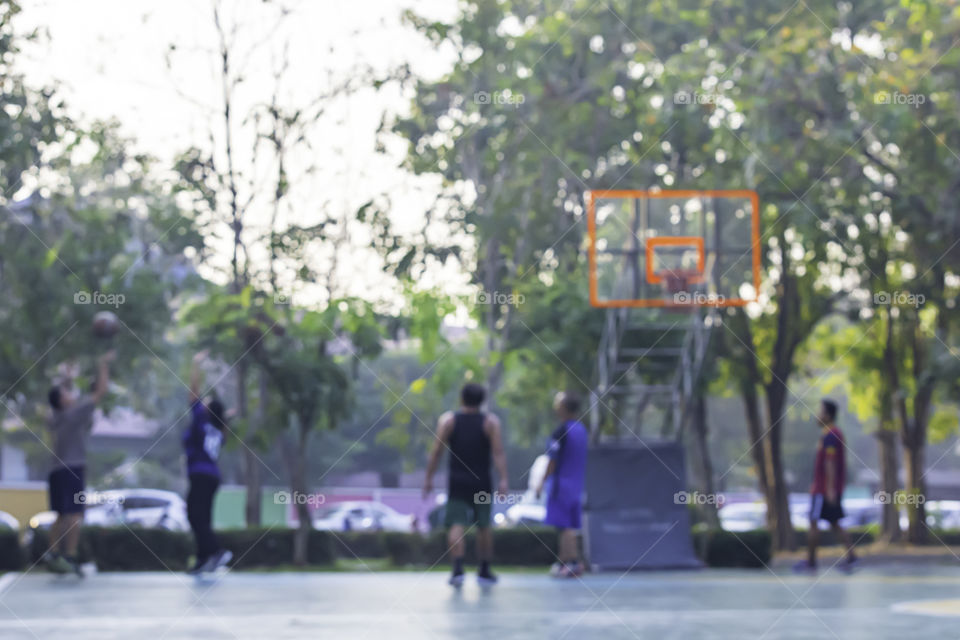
796, 399, 857, 572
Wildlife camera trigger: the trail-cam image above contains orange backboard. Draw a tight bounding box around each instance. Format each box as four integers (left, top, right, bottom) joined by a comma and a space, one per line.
587, 189, 761, 308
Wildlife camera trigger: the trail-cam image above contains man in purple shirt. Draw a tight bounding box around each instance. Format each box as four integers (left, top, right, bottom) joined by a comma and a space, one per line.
536, 391, 589, 577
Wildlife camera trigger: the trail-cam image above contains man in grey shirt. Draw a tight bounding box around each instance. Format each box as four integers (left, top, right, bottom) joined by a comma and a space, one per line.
45, 350, 114, 574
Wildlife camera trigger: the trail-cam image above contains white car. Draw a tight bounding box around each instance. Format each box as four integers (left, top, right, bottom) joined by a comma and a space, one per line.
99, 489, 190, 531
899, 500, 960, 531
718, 502, 766, 532
502, 454, 549, 527
312, 501, 415, 532
726, 496, 883, 532
0, 511, 19, 530
28, 489, 189, 532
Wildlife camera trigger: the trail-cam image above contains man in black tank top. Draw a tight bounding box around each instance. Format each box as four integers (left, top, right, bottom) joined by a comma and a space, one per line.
424, 383, 508, 586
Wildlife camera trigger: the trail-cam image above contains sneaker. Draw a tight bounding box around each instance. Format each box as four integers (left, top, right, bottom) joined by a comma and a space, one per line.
560, 562, 584, 578
792, 560, 817, 574
477, 569, 498, 586
211, 550, 232, 570
549, 562, 564, 578
63, 557, 84, 578
839, 556, 859, 574
448, 572, 465, 587
198, 552, 225, 574
187, 560, 206, 576
45, 553, 72, 575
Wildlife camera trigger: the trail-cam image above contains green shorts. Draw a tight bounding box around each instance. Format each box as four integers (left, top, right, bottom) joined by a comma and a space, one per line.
444, 495, 492, 528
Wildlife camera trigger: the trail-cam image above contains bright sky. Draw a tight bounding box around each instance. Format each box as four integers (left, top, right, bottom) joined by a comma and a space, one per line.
15, 0, 471, 311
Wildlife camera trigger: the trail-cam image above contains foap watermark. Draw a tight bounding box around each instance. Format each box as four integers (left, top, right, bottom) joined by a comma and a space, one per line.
674, 491, 725, 506
674, 90, 719, 105
474, 90, 525, 107
875, 490, 925, 506
875, 91, 926, 108
673, 291, 726, 306
473, 491, 529, 506
274, 491, 326, 507
274, 292, 290, 305
476, 290, 525, 307
74, 290, 125, 308
874, 291, 925, 308
74, 491, 125, 507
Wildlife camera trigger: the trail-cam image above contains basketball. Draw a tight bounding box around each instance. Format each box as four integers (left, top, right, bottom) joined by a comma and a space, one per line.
92, 311, 120, 339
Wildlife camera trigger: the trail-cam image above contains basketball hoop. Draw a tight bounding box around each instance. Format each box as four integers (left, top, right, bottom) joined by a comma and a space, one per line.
661, 268, 702, 309
587, 190, 760, 308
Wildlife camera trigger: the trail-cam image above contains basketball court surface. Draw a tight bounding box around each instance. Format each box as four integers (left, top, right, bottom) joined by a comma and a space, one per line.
1, 565, 957, 639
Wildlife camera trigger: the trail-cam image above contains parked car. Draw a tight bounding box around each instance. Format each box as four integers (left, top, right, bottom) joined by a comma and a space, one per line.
727, 495, 883, 532
27, 488, 189, 536
98, 489, 190, 531
900, 500, 960, 531
0, 511, 19, 530
718, 501, 766, 532
502, 454, 549, 527
312, 501, 415, 532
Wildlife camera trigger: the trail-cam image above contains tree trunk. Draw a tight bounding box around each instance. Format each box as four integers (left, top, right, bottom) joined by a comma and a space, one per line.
741, 386, 768, 500
288, 421, 312, 566
232, 357, 260, 528
764, 378, 795, 551
875, 427, 901, 543
242, 368, 267, 527
877, 308, 901, 542
902, 435, 928, 544
689, 394, 720, 528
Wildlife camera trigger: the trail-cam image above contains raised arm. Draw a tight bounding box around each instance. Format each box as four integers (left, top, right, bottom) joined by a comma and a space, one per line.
423, 412, 454, 498
91, 350, 115, 404
486, 414, 509, 494
190, 350, 208, 403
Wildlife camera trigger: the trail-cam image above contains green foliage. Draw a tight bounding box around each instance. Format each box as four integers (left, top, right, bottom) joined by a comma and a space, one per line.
28, 526, 193, 571
0, 530, 24, 570
0, 21, 202, 475
692, 529, 772, 568
219, 528, 336, 568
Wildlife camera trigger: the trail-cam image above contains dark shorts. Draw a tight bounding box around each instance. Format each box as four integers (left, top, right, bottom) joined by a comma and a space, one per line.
810, 494, 844, 524
545, 490, 582, 530
48, 466, 85, 515
444, 494, 492, 528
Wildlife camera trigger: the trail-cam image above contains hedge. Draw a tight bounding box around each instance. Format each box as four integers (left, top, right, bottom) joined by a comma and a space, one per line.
0, 530, 24, 571
793, 526, 876, 548
28, 527, 193, 571
29, 525, 960, 572
692, 529, 771, 568
12, 526, 563, 570
220, 529, 336, 567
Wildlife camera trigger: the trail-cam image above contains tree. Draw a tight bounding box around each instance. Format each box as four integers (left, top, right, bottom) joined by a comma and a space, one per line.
1, 111, 202, 477
387, 0, 886, 551
169, 0, 375, 525
830, 0, 960, 543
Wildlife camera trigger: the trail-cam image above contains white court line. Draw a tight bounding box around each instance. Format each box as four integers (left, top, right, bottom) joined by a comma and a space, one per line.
0, 574, 19, 598
891, 599, 960, 618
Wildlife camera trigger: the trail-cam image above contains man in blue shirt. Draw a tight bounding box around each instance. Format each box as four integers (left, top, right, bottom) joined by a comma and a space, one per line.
536, 391, 588, 577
